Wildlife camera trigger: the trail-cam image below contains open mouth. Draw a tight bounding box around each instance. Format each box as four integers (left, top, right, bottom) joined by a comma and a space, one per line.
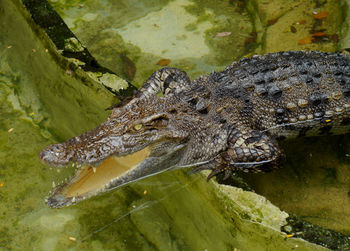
47, 147, 151, 208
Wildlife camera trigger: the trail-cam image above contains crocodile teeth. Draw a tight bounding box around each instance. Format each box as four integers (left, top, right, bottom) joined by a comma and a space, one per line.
92, 167, 96, 173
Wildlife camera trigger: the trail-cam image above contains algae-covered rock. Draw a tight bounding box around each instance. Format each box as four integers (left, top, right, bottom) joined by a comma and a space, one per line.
98, 72, 129, 93
64, 37, 85, 52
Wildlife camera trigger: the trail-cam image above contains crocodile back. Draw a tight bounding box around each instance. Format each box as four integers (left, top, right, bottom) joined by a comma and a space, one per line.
189, 51, 350, 139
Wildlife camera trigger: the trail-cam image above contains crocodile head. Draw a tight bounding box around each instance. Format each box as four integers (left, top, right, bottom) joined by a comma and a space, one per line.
39, 68, 223, 208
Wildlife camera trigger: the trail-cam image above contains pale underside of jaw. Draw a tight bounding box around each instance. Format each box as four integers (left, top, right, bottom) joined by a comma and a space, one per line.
47, 147, 151, 208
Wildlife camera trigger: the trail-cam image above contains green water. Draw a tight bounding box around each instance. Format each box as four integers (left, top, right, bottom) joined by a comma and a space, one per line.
0, 0, 349, 250
49, 0, 254, 85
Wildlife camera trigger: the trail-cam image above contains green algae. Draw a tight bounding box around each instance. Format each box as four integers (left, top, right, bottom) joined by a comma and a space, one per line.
72, 171, 328, 251
20, 0, 135, 98
0, 0, 111, 248
0, 83, 75, 249
47, 0, 254, 86
1, 0, 116, 141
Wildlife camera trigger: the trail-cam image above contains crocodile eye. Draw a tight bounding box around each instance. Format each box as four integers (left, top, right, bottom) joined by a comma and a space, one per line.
134, 124, 143, 131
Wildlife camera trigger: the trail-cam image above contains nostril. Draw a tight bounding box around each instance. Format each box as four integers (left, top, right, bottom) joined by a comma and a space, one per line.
51, 144, 65, 153
39, 149, 48, 160
39, 144, 68, 165
39, 149, 55, 164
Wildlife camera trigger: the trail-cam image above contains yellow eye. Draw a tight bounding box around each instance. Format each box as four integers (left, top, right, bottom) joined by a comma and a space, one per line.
134, 124, 143, 130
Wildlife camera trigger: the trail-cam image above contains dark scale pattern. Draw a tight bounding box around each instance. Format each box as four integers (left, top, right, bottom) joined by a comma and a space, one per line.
217, 51, 350, 137
40, 51, 350, 207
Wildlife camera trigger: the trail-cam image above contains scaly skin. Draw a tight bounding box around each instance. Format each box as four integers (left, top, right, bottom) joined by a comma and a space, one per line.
40, 51, 350, 207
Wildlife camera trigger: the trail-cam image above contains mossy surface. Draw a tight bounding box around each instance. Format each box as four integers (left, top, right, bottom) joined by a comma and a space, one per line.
20, 0, 136, 97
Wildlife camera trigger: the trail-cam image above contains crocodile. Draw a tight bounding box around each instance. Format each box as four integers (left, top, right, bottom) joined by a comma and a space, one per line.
40, 51, 350, 208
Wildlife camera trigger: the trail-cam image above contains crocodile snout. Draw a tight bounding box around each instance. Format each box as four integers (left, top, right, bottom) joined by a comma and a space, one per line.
39, 144, 71, 166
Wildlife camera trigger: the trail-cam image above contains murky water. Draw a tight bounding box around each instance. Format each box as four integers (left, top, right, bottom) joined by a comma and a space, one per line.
0, 0, 349, 250
49, 0, 254, 85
